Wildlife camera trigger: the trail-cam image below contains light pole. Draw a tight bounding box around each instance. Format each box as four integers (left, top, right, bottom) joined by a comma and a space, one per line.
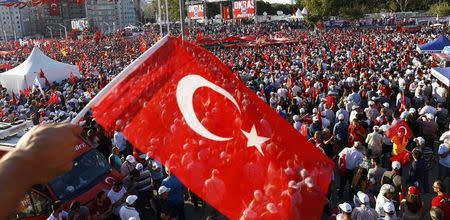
47, 26, 53, 39
101, 22, 110, 34
157, 0, 162, 34
58, 23, 67, 39
179, 0, 185, 39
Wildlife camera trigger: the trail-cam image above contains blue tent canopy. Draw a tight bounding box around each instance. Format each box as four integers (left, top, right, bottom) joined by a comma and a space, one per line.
431, 67, 450, 87
417, 35, 450, 54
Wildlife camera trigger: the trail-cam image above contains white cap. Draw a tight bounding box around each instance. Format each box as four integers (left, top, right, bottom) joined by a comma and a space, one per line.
338, 202, 352, 213
313, 116, 319, 121
338, 114, 344, 120
276, 106, 283, 111
293, 115, 300, 122
409, 108, 416, 114
300, 108, 305, 114
288, 180, 299, 189
383, 202, 395, 213
368, 101, 375, 106
413, 137, 425, 146
373, 125, 380, 130
383, 102, 390, 108
266, 203, 278, 214
392, 161, 401, 170
352, 105, 359, 110
400, 111, 409, 119
242, 208, 256, 219
135, 163, 143, 170
126, 195, 138, 205
158, 186, 171, 195
426, 113, 434, 120
126, 155, 136, 163
358, 192, 369, 204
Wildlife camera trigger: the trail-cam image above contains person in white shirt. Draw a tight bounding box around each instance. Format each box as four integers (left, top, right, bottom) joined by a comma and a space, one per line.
47, 201, 68, 220
366, 126, 384, 158
338, 141, 364, 198
375, 184, 396, 218
352, 192, 379, 220
119, 195, 140, 220
107, 181, 127, 218
113, 131, 127, 153
336, 202, 352, 220
438, 138, 450, 193
377, 202, 397, 220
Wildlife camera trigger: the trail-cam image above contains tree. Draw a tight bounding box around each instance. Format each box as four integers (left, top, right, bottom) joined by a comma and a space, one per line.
301, 0, 333, 22
142, 2, 158, 23
339, 6, 363, 20
428, 2, 450, 17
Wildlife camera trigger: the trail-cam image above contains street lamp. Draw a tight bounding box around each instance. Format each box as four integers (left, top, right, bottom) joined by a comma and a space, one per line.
58, 23, 67, 39
101, 22, 110, 34
46, 26, 53, 39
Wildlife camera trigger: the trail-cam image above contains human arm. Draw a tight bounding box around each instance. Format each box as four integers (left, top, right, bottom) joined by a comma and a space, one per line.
0, 124, 81, 220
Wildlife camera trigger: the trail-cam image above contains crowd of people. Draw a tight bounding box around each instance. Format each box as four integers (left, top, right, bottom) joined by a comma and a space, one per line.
0, 19, 449, 220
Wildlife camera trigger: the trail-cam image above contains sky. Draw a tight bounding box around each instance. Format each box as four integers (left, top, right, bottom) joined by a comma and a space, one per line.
263, 0, 296, 5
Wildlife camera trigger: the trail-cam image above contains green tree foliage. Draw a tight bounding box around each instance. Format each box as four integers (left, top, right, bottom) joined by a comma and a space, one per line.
428, 2, 450, 17
339, 6, 363, 20
301, 0, 333, 22
257, 1, 294, 15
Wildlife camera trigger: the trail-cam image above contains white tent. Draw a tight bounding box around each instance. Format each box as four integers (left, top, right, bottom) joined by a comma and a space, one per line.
0, 46, 80, 93
290, 9, 304, 19
301, 7, 308, 15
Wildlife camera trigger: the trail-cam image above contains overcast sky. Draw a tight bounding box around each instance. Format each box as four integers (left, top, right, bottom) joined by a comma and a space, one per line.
263, 0, 295, 5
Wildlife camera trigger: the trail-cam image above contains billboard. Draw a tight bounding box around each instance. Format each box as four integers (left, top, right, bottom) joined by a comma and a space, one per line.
233, 0, 254, 19
71, 18, 89, 31
188, 4, 204, 20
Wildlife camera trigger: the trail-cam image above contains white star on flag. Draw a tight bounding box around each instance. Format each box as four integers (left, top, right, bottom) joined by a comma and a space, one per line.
241, 125, 270, 156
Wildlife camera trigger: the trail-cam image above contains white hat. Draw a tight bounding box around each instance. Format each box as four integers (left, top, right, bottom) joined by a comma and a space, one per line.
126, 155, 136, 163
409, 108, 416, 114
357, 192, 369, 204
383, 102, 390, 108
383, 202, 395, 213
293, 115, 300, 122
313, 116, 319, 121
373, 125, 380, 130
276, 106, 282, 111
126, 195, 138, 205
300, 108, 305, 114
266, 203, 278, 214
426, 113, 434, 120
413, 137, 425, 146
338, 202, 352, 213
338, 114, 344, 120
392, 161, 401, 170
242, 208, 256, 219
135, 163, 143, 170
400, 111, 409, 119
368, 101, 375, 106
352, 105, 359, 110
158, 186, 171, 195
288, 180, 299, 189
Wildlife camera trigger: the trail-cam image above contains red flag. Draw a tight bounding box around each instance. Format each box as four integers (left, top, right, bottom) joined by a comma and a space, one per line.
69, 72, 77, 84
39, 69, 51, 87
386, 120, 413, 157
89, 37, 333, 219
48, 90, 59, 105
48, 0, 60, 16
11, 92, 17, 105
139, 38, 147, 53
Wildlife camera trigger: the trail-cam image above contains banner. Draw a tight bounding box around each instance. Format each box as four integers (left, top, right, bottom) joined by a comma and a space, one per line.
222, 5, 230, 20
187, 4, 204, 20
71, 18, 89, 31
233, 0, 254, 19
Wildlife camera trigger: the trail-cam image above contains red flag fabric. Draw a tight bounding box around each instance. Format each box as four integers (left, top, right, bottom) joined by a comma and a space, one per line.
39, 69, 51, 87
139, 38, 147, 53
48, 0, 60, 16
386, 120, 413, 141
48, 90, 59, 105
69, 72, 77, 84
399, 91, 406, 112
11, 92, 17, 105
90, 37, 333, 219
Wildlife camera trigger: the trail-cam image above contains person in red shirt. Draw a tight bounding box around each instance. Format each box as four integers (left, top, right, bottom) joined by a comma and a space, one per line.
431, 180, 450, 218
90, 191, 113, 220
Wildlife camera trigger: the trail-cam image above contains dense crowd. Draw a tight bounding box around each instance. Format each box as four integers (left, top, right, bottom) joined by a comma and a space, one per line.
0, 20, 449, 220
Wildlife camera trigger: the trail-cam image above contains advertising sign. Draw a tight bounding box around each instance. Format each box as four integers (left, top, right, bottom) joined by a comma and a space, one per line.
188, 4, 205, 20
71, 18, 89, 31
233, 0, 254, 19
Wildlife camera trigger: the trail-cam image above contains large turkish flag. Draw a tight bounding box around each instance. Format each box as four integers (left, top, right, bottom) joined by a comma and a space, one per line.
92, 36, 334, 219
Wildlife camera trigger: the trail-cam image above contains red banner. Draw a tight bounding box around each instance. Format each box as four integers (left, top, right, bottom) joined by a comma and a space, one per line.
233, 0, 254, 19
187, 4, 204, 20
223, 6, 230, 20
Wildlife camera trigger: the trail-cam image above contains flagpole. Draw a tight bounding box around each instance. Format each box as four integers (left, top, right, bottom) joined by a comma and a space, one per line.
179, 0, 185, 40
71, 35, 170, 124
165, 0, 170, 34
158, 0, 162, 35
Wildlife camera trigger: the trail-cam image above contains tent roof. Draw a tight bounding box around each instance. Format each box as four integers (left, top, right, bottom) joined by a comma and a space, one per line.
431, 67, 450, 87
417, 35, 450, 53
1, 46, 77, 77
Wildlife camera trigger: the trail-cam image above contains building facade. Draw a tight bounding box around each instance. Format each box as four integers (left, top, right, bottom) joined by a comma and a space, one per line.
117, 0, 137, 28
0, 6, 33, 40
